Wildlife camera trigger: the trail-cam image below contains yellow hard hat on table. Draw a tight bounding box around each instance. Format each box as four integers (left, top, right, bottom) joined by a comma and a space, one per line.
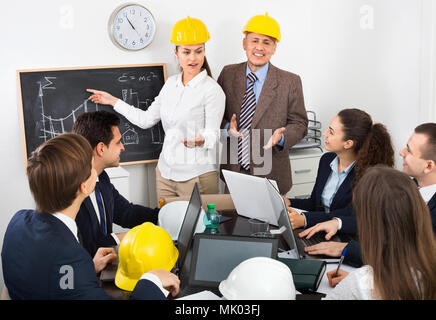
170, 16, 210, 45
242, 12, 281, 42
115, 222, 179, 292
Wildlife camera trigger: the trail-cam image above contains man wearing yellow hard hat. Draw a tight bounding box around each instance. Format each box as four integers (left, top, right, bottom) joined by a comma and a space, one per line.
218, 13, 308, 194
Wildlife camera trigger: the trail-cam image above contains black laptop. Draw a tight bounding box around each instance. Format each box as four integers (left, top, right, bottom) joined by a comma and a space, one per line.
178, 233, 278, 296
100, 183, 203, 282
172, 182, 203, 275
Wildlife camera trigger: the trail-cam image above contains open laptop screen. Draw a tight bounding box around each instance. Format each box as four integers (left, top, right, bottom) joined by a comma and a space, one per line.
189, 234, 278, 288
176, 183, 202, 273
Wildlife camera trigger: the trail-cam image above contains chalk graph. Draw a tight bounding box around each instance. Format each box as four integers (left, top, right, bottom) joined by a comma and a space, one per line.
36, 76, 164, 145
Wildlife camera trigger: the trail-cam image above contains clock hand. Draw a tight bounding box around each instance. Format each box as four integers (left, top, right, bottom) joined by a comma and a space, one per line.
126, 17, 141, 37
126, 17, 136, 30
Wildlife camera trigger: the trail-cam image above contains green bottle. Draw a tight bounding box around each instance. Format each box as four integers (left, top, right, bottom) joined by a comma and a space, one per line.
203, 203, 220, 234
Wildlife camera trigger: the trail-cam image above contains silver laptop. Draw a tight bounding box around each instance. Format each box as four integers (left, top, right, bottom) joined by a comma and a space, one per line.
222, 169, 280, 226
265, 178, 342, 263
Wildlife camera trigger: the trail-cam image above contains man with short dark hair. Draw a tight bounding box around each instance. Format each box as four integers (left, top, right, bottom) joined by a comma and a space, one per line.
72, 111, 159, 257
400, 122, 436, 233
1, 133, 179, 299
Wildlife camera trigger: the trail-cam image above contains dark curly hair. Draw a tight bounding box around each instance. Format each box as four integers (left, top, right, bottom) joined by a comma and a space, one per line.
338, 109, 394, 185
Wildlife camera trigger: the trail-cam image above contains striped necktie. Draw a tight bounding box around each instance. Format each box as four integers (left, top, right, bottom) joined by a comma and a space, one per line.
238, 72, 258, 170
94, 183, 107, 236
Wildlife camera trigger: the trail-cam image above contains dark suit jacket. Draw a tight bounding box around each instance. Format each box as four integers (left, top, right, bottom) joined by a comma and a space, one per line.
290, 152, 355, 229
1, 210, 165, 300
218, 62, 308, 194
76, 170, 159, 257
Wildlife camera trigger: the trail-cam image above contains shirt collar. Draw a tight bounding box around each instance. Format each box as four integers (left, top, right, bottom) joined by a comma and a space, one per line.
176, 69, 207, 88
330, 156, 356, 175
53, 212, 79, 243
419, 183, 436, 203
246, 63, 269, 84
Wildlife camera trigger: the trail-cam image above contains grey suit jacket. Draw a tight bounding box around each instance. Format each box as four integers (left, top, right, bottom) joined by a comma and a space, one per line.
217, 62, 308, 194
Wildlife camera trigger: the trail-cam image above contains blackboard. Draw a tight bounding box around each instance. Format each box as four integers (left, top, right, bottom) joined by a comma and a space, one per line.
17, 64, 166, 166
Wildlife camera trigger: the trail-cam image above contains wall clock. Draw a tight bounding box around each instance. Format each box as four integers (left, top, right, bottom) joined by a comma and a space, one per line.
108, 3, 156, 51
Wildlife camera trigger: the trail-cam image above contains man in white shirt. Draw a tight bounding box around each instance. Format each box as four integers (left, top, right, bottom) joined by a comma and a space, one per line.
400, 122, 436, 234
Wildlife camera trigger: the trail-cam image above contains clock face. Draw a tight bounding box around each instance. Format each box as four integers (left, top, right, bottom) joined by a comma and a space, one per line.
109, 4, 156, 51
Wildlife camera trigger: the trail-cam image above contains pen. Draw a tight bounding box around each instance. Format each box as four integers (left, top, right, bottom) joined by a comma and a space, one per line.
334, 247, 347, 277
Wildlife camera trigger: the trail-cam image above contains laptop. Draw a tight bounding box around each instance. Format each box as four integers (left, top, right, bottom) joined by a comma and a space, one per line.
222, 169, 280, 226
179, 233, 278, 296
100, 183, 203, 282
265, 178, 343, 262
173, 182, 203, 275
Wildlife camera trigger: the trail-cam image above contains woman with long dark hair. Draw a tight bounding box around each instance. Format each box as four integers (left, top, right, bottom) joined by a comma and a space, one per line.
286, 108, 394, 230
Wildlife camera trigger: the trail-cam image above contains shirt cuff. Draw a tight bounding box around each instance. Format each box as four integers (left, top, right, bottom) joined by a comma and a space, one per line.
140, 273, 170, 297
223, 122, 231, 139
277, 133, 285, 147
301, 212, 307, 228
333, 217, 342, 230
111, 233, 120, 245
113, 98, 126, 111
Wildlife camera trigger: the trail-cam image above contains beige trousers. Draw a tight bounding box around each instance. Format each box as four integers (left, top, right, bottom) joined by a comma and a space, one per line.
156, 166, 219, 203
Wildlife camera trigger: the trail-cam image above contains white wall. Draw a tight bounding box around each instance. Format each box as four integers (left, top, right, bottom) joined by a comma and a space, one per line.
0, 0, 433, 289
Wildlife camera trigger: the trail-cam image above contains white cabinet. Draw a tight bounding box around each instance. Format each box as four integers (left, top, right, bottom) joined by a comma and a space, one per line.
285, 148, 323, 199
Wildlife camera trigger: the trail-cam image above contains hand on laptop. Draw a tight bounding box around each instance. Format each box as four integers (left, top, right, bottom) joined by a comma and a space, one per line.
149, 269, 180, 297
303, 241, 347, 258
298, 219, 339, 240
288, 209, 305, 229
282, 196, 291, 208
93, 247, 117, 273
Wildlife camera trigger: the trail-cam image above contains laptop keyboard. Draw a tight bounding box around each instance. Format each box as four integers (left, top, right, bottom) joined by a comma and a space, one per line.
300, 232, 328, 247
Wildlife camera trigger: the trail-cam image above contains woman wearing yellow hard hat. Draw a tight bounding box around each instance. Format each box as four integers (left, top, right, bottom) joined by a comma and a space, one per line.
87, 17, 225, 201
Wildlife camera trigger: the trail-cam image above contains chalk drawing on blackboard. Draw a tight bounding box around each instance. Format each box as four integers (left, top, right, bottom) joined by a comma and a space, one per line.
37, 79, 101, 141
18, 63, 167, 166
35, 79, 164, 146
122, 124, 139, 145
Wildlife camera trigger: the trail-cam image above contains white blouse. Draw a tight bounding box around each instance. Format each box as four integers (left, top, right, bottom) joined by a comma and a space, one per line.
114, 70, 225, 181
324, 265, 377, 300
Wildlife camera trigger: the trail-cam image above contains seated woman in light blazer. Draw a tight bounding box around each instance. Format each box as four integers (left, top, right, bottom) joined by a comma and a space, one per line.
285, 108, 394, 230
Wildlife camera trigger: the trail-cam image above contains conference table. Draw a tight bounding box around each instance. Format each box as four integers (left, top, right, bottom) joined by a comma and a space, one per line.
100, 209, 355, 300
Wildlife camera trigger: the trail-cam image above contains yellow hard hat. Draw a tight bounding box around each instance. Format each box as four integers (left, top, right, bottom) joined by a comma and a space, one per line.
242, 12, 281, 42
115, 222, 179, 292
170, 16, 210, 45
